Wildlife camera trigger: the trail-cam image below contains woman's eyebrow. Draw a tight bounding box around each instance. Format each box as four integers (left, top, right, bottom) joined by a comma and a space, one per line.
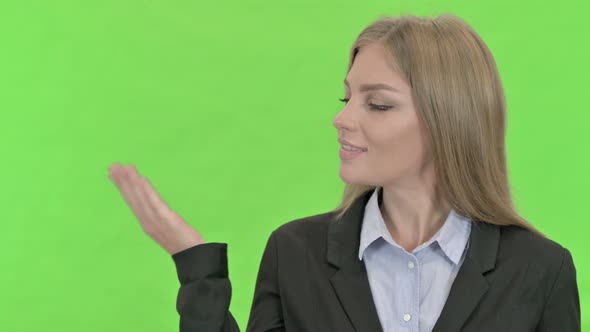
344, 79, 401, 94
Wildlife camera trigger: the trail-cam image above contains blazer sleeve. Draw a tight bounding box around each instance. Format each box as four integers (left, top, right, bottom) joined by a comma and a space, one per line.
535, 247, 581, 332
171, 230, 285, 332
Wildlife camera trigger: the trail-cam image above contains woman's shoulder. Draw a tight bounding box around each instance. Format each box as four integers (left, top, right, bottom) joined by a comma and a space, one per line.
498, 224, 568, 258
494, 224, 578, 316
496, 224, 574, 277
271, 211, 336, 240
263, 211, 339, 256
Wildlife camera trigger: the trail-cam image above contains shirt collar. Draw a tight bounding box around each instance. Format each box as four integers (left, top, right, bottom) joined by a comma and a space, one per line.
358, 187, 472, 263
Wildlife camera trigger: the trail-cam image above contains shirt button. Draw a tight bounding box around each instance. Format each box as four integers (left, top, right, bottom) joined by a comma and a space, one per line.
403, 313, 412, 321
408, 261, 415, 269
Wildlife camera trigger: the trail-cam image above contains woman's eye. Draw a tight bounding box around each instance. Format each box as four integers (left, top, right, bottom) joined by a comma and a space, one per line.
338, 98, 393, 111
368, 103, 393, 111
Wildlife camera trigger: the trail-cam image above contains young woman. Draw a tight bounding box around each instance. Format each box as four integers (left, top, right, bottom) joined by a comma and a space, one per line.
108, 14, 581, 332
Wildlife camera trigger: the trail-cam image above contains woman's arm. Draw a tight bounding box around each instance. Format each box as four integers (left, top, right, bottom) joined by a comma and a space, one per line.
172, 231, 285, 332
107, 163, 285, 331
534, 247, 581, 332
172, 242, 239, 331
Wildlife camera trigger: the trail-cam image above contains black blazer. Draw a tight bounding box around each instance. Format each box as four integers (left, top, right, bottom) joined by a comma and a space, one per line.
171, 189, 581, 332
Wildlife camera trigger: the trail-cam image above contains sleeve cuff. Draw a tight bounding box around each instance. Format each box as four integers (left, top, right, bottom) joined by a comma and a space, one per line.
171, 242, 228, 285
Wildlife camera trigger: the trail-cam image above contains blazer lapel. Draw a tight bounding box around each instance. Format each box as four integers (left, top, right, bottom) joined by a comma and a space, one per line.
326, 190, 383, 332
432, 220, 500, 331
326, 189, 501, 332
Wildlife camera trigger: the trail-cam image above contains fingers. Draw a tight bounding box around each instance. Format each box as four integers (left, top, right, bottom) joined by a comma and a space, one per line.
126, 165, 155, 231
108, 163, 205, 254
109, 163, 177, 237
141, 177, 172, 217
110, 164, 153, 232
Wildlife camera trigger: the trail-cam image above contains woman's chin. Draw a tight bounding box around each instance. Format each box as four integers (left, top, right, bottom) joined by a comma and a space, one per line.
339, 169, 366, 185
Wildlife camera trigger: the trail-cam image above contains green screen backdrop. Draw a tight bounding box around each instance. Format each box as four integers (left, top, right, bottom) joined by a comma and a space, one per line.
1, 0, 588, 330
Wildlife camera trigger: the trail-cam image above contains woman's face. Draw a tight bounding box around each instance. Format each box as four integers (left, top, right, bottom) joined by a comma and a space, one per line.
333, 42, 433, 187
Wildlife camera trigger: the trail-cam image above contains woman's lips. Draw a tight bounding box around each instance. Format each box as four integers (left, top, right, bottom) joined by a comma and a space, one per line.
339, 147, 366, 160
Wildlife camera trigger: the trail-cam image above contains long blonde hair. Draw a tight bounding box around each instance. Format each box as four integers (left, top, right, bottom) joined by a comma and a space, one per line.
331, 14, 545, 238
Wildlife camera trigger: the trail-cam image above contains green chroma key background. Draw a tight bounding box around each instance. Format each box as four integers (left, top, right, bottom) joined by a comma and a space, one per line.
0, 0, 588, 330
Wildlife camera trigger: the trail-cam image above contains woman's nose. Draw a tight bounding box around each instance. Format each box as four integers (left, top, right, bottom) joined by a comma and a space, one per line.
333, 109, 356, 131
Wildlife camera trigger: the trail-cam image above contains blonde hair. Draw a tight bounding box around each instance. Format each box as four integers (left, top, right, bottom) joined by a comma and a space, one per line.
331, 13, 545, 238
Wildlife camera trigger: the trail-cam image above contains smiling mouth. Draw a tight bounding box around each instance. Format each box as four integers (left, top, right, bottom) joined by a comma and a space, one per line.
340, 144, 367, 152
